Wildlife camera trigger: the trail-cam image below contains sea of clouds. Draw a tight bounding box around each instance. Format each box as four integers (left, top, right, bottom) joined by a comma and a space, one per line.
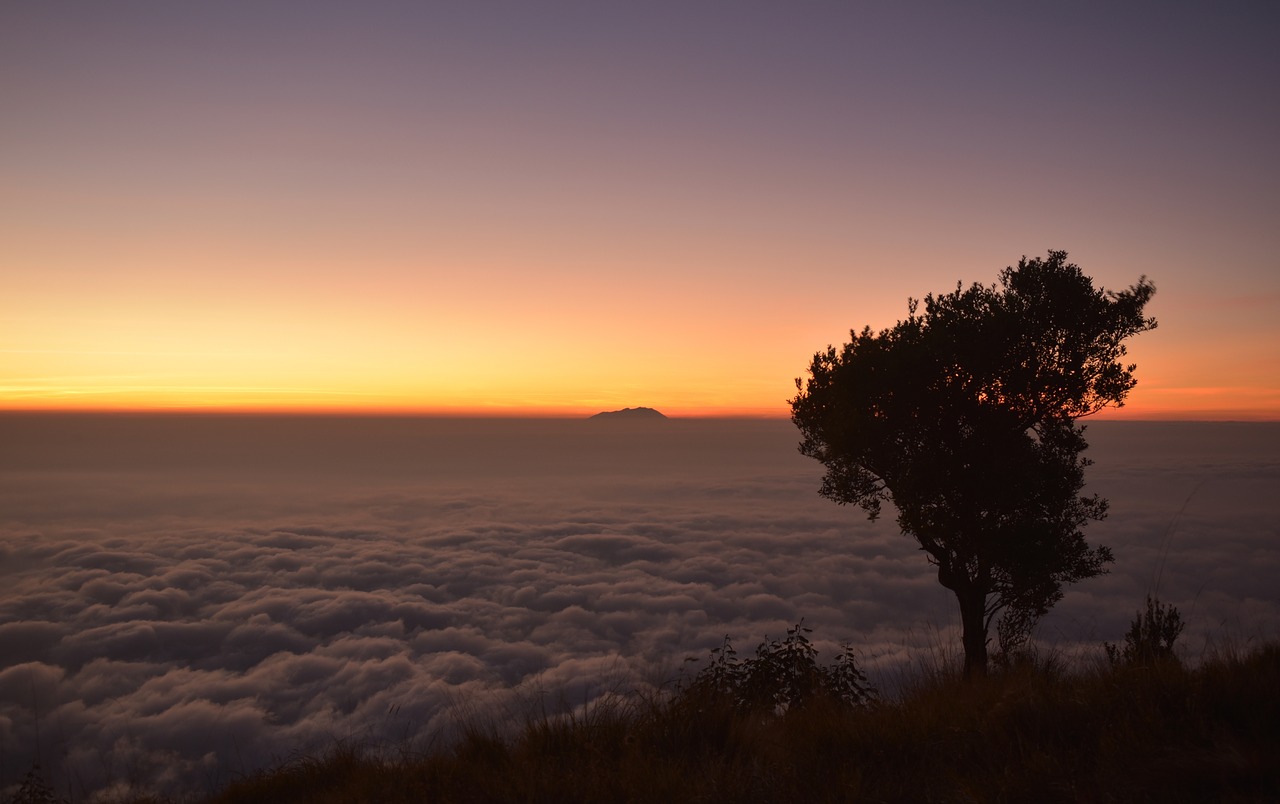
1, 415, 1277, 799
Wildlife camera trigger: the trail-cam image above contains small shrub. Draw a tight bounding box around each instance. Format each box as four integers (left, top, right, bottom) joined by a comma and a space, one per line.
680, 622, 876, 712
993, 605, 1042, 670
4, 765, 65, 804
1106, 595, 1185, 668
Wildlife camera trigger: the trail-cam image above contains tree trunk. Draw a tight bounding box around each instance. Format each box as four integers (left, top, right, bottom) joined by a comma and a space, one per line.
935, 555, 989, 677
957, 587, 988, 678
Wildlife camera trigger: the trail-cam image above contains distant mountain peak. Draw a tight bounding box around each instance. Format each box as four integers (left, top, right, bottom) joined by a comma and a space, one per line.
589, 407, 667, 420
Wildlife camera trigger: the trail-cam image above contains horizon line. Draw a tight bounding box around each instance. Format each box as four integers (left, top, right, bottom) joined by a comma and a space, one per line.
1, 406, 1278, 423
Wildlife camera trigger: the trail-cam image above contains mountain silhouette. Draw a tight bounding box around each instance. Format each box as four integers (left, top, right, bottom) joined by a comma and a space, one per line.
588, 407, 668, 420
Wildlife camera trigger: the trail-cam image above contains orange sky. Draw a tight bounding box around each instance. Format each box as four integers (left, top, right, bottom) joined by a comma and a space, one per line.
3, 4, 1278, 419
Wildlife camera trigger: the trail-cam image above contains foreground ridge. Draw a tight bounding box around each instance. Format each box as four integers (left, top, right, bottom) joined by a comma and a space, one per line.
198, 642, 1279, 804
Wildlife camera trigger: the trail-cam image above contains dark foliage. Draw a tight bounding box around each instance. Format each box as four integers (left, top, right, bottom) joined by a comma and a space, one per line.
1106, 595, 1186, 668
679, 622, 877, 712
791, 251, 1157, 675
3, 766, 65, 804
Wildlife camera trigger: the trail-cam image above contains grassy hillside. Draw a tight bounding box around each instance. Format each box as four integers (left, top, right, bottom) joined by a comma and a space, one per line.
199, 642, 1279, 804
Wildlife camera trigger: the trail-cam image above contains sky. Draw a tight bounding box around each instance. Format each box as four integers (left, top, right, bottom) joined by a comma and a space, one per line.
2, 2, 1278, 417
2, 417, 1278, 797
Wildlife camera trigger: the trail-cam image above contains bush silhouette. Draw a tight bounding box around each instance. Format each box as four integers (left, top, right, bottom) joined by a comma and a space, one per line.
679, 622, 876, 712
4, 765, 66, 804
1106, 595, 1186, 668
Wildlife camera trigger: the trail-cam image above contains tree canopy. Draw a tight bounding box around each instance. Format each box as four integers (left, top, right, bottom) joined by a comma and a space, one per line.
790, 251, 1156, 676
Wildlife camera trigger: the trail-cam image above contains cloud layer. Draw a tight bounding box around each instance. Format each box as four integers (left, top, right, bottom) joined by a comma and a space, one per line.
1, 417, 1277, 798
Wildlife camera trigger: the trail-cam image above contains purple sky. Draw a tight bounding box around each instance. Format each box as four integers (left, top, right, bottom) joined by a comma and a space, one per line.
3, 2, 1278, 415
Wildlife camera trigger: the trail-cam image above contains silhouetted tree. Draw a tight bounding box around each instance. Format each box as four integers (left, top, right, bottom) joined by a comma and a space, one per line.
790, 252, 1156, 676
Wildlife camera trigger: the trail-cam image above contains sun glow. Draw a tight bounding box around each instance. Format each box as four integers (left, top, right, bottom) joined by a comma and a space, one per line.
3, 5, 1277, 422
